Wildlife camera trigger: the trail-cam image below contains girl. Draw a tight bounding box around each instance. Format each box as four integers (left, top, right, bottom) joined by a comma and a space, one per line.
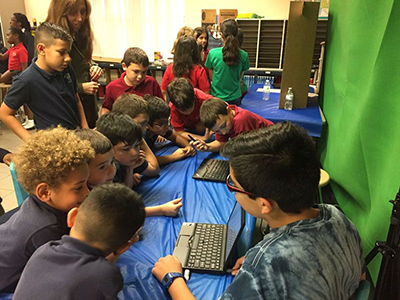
205, 19, 250, 105
0, 28, 27, 84
194, 27, 209, 66
10, 13, 34, 66
170, 26, 195, 54
46, 0, 103, 128
161, 36, 209, 97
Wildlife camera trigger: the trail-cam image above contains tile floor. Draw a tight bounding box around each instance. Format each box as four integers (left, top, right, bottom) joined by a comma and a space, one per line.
0, 125, 23, 212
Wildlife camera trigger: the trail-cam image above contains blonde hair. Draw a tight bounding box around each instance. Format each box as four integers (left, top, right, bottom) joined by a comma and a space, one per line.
45, 0, 94, 62
171, 26, 195, 54
13, 127, 95, 194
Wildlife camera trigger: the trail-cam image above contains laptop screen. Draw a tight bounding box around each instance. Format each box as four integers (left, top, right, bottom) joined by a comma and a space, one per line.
225, 201, 243, 260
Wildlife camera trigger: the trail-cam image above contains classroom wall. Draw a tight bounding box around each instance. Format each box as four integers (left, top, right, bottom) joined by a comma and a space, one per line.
184, 0, 291, 28
24, 0, 50, 23
0, 0, 26, 46
320, 0, 400, 283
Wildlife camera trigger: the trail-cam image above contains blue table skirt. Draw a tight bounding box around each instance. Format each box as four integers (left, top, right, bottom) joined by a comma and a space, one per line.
241, 84, 323, 137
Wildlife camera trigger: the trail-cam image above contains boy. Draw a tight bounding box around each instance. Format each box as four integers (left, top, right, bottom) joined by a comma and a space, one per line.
143, 95, 195, 165
75, 128, 182, 216
153, 122, 364, 300
96, 112, 158, 188
101, 47, 163, 115
0, 22, 88, 141
13, 183, 146, 300
167, 78, 213, 141
191, 97, 273, 152
111, 94, 160, 177
0, 126, 94, 292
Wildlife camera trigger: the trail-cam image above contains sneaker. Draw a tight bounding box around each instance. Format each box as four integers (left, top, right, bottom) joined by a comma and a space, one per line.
23, 119, 35, 130
21, 117, 28, 126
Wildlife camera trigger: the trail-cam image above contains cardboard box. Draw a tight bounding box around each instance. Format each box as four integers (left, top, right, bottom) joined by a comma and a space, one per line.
279, 2, 320, 109
219, 9, 238, 23
202, 9, 217, 25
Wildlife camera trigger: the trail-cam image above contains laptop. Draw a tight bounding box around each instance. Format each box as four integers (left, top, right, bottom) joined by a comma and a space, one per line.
173, 201, 245, 274
192, 158, 230, 182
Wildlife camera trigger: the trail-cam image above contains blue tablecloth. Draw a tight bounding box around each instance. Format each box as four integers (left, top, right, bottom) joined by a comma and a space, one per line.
241, 84, 323, 137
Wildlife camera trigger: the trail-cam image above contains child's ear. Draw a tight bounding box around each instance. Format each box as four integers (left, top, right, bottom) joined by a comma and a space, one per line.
257, 197, 274, 215
36, 182, 51, 203
36, 43, 46, 55
121, 62, 127, 71
67, 207, 79, 228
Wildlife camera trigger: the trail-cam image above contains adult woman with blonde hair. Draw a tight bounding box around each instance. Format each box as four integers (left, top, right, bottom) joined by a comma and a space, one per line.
46, 0, 103, 128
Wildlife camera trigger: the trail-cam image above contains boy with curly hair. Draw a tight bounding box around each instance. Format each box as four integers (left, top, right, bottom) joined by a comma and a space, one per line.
0, 126, 94, 292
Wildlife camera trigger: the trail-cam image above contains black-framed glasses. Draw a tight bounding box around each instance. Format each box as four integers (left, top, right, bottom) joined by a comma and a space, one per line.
152, 120, 169, 127
225, 174, 256, 197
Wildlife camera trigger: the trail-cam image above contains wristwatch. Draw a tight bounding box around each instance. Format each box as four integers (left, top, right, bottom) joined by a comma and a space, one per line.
162, 272, 185, 290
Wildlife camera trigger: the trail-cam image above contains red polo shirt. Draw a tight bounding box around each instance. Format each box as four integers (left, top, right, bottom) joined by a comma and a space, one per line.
161, 64, 210, 93
6, 42, 28, 71
102, 73, 163, 110
215, 105, 274, 142
170, 88, 213, 132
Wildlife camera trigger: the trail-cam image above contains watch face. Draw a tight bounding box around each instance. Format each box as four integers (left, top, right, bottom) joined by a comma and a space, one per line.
162, 275, 169, 284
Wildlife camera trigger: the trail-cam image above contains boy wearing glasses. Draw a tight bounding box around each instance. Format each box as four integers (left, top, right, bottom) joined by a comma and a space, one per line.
143, 95, 195, 165
152, 122, 364, 300
13, 184, 145, 299
191, 97, 273, 152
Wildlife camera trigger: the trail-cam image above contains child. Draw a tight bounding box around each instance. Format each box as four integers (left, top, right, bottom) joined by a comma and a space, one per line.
10, 13, 34, 66
75, 128, 182, 216
0, 27, 28, 83
191, 97, 273, 152
167, 78, 213, 141
112, 93, 160, 176
0, 22, 88, 141
161, 36, 209, 98
143, 95, 195, 165
153, 122, 365, 299
13, 183, 146, 299
170, 26, 195, 54
0, 126, 94, 292
205, 19, 250, 105
194, 26, 209, 67
101, 47, 163, 115
96, 112, 159, 188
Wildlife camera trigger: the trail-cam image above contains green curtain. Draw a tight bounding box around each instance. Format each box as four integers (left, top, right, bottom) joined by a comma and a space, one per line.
320, 0, 400, 283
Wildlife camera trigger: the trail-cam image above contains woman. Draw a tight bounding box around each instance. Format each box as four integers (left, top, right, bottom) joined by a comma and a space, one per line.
46, 0, 103, 128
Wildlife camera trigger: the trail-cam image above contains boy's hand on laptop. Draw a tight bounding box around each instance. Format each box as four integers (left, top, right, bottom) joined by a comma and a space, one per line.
153, 255, 183, 282
162, 198, 183, 216
182, 145, 195, 157
90, 65, 104, 81
82, 81, 99, 95
190, 139, 209, 152
132, 173, 141, 186
231, 256, 245, 275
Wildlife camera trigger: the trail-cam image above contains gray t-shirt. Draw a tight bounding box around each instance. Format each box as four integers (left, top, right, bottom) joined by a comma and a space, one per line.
220, 204, 364, 300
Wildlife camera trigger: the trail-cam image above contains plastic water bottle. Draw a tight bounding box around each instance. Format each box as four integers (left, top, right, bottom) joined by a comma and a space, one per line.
263, 80, 271, 100
284, 87, 294, 110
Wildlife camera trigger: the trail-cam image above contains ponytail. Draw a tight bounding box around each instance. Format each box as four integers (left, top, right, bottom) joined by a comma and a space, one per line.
221, 19, 240, 66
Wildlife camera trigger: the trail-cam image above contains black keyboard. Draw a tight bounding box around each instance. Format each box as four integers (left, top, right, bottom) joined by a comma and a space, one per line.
187, 224, 224, 270
203, 159, 229, 181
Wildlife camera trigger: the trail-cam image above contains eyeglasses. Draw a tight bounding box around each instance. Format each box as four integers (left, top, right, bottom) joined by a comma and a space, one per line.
152, 120, 169, 127
225, 174, 256, 197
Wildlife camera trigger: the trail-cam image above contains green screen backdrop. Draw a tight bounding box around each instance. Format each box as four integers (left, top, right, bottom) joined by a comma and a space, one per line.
320, 0, 400, 283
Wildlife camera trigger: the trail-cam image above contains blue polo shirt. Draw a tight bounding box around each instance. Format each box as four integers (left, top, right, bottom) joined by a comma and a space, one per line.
13, 235, 123, 300
0, 195, 68, 292
4, 59, 81, 130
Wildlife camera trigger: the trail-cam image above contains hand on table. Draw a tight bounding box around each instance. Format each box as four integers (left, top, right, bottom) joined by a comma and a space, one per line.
156, 135, 168, 143
152, 255, 183, 282
161, 198, 183, 216
190, 139, 209, 152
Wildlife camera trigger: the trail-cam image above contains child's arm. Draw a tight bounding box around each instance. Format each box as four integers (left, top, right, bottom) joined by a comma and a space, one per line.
191, 139, 225, 152
100, 107, 110, 116
176, 129, 213, 142
0, 52, 9, 61
76, 93, 89, 128
153, 255, 195, 300
0, 103, 31, 141
156, 148, 194, 165
145, 198, 182, 217
140, 138, 160, 176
